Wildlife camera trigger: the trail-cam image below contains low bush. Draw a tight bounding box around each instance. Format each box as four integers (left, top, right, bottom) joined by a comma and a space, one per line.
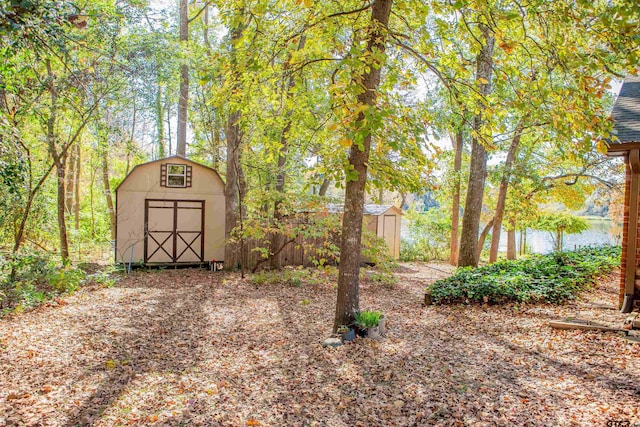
0, 250, 115, 315
400, 207, 451, 262
429, 245, 621, 305
250, 266, 338, 287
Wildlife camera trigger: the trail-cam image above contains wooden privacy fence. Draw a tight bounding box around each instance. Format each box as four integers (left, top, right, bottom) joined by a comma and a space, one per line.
244, 232, 339, 270
239, 215, 340, 270
224, 204, 400, 271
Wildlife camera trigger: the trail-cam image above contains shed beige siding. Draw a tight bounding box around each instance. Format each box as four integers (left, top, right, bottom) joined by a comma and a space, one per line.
362, 205, 402, 260
116, 156, 225, 265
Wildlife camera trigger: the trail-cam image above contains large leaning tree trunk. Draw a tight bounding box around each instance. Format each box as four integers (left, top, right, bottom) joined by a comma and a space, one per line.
176, 0, 188, 156
224, 10, 246, 271
449, 130, 463, 265
333, 0, 393, 332
457, 23, 495, 267
488, 118, 525, 263
318, 177, 330, 196
477, 218, 494, 256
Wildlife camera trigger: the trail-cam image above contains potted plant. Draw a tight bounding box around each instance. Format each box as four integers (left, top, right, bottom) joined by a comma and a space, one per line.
354, 310, 386, 339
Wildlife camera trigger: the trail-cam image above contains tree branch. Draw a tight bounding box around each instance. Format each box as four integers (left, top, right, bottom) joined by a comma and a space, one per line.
188, 1, 214, 23
251, 237, 297, 273
284, 2, 374, 44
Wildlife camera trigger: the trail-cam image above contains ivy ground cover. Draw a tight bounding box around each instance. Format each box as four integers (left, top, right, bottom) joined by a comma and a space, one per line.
430, 246, 621, 305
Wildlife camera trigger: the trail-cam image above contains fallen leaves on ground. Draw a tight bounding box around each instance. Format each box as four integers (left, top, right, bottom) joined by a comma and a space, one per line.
0, 264, 638, 426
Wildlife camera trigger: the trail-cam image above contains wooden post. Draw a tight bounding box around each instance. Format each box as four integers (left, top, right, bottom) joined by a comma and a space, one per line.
623, 148, 640, 313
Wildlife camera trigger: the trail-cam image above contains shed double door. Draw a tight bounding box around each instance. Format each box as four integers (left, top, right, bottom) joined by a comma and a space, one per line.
144, 199, 205, 264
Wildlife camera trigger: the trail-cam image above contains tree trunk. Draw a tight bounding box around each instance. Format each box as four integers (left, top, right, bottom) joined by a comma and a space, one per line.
225, 109, 243, 270
89, 163, 96, 239
126, 102, 137, 175
519, 229, 524, 255
102, 152, 116, 241
319, 178, 330, 196
269, 132, 291, 270
507, 220, 516, 259
45, 59, 70, 262
166, 94, 172, 156
212, 114, 222, 168
457, 24, 495, 267
65, 146, 75, 215
13, 112, 90, 255
488, 119, 525, 263
156, 76, 166, 158
556, 230, 563, 252
450, 130, 463, 265
224, 12, 246, 271
334, 0, 393, 332
56, 158, 70, 261
177, 0, 188, 156
270, 35, 306, 270
74, 142, 81, 230
203, 4, 211, 51
477, 218, 494, 258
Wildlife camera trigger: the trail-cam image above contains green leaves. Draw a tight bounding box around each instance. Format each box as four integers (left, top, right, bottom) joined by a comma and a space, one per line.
530, 212, 589, 235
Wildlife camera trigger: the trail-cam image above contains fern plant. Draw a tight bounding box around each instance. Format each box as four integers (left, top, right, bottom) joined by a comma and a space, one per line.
354, 310, 383, 328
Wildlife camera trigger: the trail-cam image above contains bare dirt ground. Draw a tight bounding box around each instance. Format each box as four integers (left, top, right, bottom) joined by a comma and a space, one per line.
0, 264, 639, 427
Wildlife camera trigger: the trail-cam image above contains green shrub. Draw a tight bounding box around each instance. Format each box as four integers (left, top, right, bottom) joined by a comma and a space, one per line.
368, 270, 398, 287
400, 207, 451, 262
362, 230, 394, 265
49, 268, 86, 293
0, 250, 115, 314
249, 266, 337, 287
429, 245, 621, 305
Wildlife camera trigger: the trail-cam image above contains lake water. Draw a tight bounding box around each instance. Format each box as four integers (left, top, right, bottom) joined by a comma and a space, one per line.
400, 217, 621, 255
497, 218, 621, 254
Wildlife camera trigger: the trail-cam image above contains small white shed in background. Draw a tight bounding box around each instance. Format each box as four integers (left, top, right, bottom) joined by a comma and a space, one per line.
328, 204, 402, 259
363, 204, 402, 259
115, 155, 225, 266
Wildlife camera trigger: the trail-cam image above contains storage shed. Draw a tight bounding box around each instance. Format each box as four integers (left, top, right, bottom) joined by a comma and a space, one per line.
328, 204, 402, 259
605, 71, 640, 312
115, 155, 225, 266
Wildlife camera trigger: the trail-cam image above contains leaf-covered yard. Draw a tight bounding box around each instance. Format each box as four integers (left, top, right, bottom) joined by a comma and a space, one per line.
1, 266, 639, 427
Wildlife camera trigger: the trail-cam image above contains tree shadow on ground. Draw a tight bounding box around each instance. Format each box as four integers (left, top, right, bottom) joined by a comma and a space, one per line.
64, 270, 213, 426
487, 334, 640, 397
56, 268, 638, 426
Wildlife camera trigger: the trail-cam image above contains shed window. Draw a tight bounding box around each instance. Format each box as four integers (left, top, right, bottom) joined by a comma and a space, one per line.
160, 163, 192, 188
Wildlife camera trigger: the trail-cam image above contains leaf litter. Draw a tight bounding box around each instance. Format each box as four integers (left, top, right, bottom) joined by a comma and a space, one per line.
0, 265, 638, 426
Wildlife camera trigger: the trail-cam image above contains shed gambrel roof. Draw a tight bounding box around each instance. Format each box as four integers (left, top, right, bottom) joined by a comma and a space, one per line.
115, 155, 224, 191
610, 73, 640, 144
